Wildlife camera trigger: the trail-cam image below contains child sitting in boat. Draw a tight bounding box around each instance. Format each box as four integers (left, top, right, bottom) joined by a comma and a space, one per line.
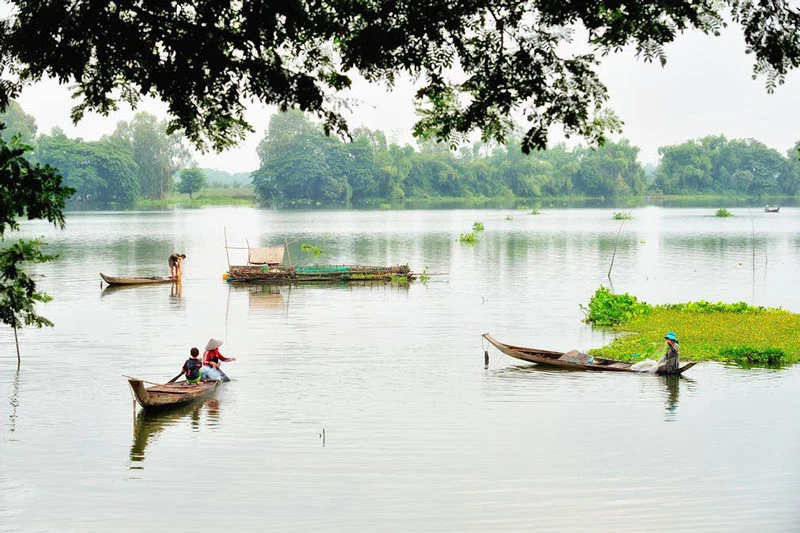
182, 347, 203, 385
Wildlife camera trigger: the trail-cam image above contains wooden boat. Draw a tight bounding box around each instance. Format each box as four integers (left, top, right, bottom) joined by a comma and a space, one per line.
482, 333, 697, 374
101, 273, 177, 286
764, 205, 780, 213
127, 378, 219, 411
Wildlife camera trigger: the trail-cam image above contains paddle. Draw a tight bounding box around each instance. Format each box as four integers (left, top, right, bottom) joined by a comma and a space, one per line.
167, 371, 184, 384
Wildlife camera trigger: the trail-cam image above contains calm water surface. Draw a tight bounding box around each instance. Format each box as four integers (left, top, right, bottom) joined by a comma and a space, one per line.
1, 207, 799, 532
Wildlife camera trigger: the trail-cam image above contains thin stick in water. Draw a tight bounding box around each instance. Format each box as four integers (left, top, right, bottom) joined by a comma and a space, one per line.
608, 220, 626, 279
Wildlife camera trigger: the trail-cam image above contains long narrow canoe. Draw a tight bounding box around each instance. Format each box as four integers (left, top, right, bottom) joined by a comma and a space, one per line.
128, 378, 219, 411
101, 273, 176, 286
482, 333, 696, 374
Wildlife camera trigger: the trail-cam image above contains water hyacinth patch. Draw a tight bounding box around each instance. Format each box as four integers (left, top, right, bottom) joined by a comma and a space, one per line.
581, 286, 650, 326
583, 288, 800, 366
715, 208, 734, 217
718, 347, 787, 367
459, 232, 478, 245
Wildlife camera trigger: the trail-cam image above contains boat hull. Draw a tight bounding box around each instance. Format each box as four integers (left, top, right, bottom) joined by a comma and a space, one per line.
101, 273, 176, 286
128, 379, 219, 411
483, 333, 696, 374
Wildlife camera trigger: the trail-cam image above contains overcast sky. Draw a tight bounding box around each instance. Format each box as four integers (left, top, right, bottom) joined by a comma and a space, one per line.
15, 23, 800, 174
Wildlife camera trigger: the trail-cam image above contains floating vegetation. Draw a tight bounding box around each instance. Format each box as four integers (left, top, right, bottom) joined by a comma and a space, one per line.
300, 243, 325, 257
715, 208, 734, 217
505, 215, 514, 221
390, 274, 410, 285
581, 286, 650, 326
459, 232, 478, 245
420, 267, 430, 284
718, 346, 787, 368
583, 286, 800, 366
612, 211, 633, 220
472, 221, 485, 232
530, 208, 541, 215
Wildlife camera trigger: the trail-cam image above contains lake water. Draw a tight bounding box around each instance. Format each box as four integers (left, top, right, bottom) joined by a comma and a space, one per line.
1, 206, 799, 532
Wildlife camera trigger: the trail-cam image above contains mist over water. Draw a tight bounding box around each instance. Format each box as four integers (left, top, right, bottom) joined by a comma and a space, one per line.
1, 206, 799, 531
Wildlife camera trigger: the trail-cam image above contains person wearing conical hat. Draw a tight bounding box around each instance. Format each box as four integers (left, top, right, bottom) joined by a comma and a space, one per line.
658, 332, 680, 374
202, 338, 235, 379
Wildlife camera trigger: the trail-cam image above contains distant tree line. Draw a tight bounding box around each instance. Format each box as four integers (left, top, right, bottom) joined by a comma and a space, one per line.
253, 111, 800, 205
4, 103, 800, 205
1, 102, 194, 203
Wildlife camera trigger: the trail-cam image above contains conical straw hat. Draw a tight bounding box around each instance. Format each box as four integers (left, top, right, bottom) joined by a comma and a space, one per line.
205, 338, 223, 351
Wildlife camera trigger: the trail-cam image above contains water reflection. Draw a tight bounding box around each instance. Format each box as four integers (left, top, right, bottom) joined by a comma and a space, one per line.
246, 285, 284, 311
661, 374, 695, 421
8, 368, 20, 433
129, 398, 221, 469
170, 281, 183, 300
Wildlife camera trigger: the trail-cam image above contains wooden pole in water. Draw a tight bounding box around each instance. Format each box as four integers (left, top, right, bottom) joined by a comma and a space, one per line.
285, 237, 292, 269
224, 226, 231, 271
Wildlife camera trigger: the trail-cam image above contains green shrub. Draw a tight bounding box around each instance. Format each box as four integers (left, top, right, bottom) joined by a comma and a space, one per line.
472, 221, 485, 232
719, 346, 787, 367
582, 286, 651, 326
715, 208, 733, 217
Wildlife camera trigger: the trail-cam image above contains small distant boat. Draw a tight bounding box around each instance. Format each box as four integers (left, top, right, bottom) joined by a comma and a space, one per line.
764, 205, 780, 213
100, 273, 176, 286
482, 333, 696, 374
127, 378, 219, 411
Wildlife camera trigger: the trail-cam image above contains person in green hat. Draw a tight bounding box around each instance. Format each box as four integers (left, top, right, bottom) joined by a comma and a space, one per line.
658, 331, 680, 374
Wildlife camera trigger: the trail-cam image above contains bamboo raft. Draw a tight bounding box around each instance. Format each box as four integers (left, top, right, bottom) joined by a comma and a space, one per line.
225, 264, 415, 283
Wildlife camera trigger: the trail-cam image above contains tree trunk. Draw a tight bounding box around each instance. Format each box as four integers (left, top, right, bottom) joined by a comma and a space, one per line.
13, 326, 20, 369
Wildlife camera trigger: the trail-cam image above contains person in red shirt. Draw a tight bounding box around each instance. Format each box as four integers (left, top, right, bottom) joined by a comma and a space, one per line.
202, 338, 235, 381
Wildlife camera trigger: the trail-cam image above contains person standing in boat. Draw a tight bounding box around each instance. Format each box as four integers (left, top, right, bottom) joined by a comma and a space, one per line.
168, 253, 186, 279
182, 347, 203, 385
202, 338, 235, 380
658, 332, 680, 374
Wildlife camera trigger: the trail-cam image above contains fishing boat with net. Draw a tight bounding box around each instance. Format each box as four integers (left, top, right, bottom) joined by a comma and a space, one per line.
482, 333, 696, 374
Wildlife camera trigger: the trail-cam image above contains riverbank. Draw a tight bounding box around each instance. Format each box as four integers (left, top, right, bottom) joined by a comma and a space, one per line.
137, 192, 798, 210
584, 288, 800, 366
134, 187, 257, 208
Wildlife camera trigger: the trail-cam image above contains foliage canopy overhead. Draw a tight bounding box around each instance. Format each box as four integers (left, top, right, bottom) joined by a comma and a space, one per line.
1, 1, 799, 153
